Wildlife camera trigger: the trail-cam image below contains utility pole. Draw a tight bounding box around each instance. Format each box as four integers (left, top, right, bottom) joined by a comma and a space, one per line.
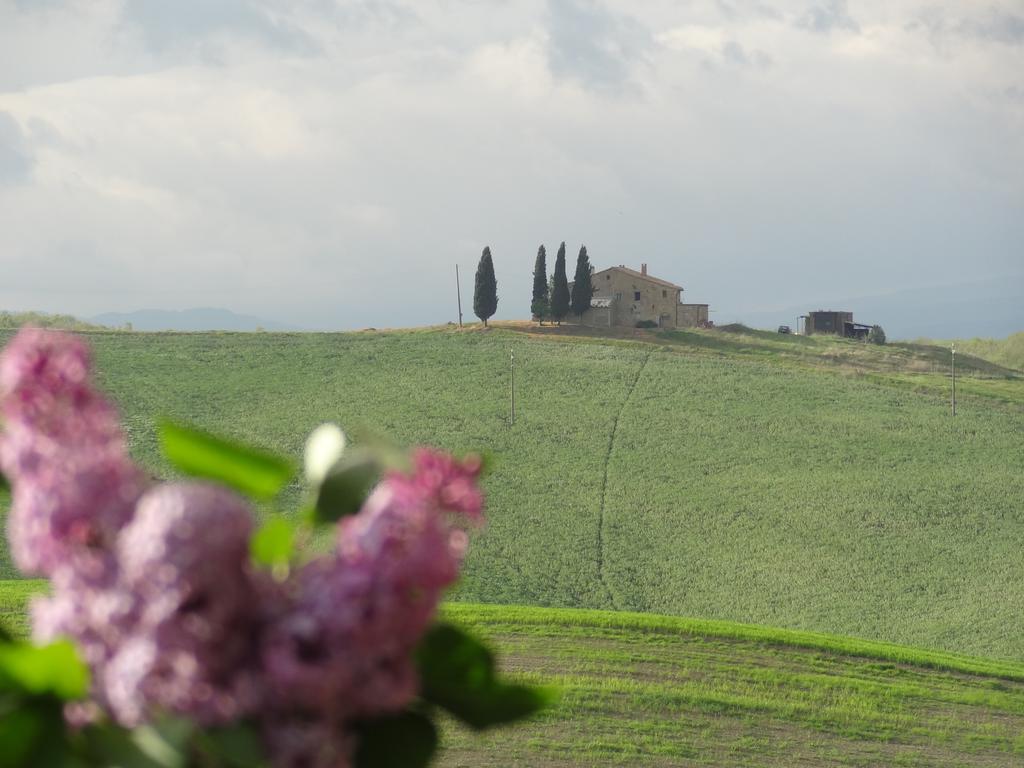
951, 343, 956, 417
455, 264, 463, 328
509, 349, 516, 426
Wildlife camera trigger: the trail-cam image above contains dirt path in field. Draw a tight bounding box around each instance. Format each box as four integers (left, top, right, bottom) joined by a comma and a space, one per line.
596, 348, 652, 609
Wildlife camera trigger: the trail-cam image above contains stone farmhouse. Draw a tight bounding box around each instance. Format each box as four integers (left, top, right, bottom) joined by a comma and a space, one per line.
570, 264, 709, 329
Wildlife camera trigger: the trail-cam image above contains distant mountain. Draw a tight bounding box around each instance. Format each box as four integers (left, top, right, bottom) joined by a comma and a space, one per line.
722, 276, 1023, 340
91, 307, 299, 332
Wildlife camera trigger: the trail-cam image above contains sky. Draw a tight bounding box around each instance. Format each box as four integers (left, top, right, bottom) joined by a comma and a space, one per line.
0, 0, 1021, 330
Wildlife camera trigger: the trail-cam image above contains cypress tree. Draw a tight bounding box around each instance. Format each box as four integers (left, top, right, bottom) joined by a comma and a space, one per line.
570, 245, 593, 318
549, 242, 570, 325
530, 245, 549, 323
473, 246, 498, 327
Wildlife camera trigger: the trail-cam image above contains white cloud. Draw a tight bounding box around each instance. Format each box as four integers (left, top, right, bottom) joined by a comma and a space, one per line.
0, 0, 1021, 328
0, 111, 33, 184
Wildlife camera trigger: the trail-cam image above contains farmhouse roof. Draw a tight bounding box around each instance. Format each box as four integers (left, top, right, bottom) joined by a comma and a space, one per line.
597, 265, 683, 291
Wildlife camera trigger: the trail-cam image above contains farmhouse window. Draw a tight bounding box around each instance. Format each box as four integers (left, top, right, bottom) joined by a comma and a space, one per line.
662, 290, 667, 298
606, 274, 611, 280
634, 291, 641, 300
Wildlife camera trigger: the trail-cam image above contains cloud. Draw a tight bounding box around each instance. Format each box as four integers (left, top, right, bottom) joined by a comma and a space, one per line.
0, 1, 1021, 330
958, 9, 1024, 46
714, 1, 782, 22
720, 40, 772, 69
119, 0, 317, 55
545, 0, 653, 90
797, 0, 859, 35
0, 112, 32, 185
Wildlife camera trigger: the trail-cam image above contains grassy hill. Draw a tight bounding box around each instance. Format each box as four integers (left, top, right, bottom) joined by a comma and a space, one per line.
1, 325, 1023, 661
439, 604, 1024, 767
915, 332, 1024, 375
0, 310, 111, 332
3, 582, 1024, 766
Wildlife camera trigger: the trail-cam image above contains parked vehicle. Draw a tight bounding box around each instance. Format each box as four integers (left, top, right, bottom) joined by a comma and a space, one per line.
777, 325, 792, 334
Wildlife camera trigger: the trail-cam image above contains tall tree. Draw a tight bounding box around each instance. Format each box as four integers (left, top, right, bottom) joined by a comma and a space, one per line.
530, 245, 549, 323
473, 246, 498, 327
549, 242, 570, 325
570, 245, 594, 318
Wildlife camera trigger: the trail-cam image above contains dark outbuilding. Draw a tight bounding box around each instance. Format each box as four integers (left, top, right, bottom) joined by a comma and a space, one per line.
800, 310, 875, 339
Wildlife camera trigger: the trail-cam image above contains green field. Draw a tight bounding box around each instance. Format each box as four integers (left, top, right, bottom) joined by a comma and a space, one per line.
0, 579, 40, 637
6, 581, 1024, 766
438, 604, 1024, 767
1, 325, 1023, 664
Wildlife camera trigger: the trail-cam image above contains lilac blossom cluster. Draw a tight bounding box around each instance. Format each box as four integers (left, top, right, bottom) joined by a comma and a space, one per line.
0, 328, 484, 768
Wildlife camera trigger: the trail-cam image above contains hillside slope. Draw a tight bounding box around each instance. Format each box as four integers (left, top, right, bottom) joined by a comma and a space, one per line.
918, 332, 1024, 374
439, 604, 1024, 767
4, 584, 1024, 766
1, 326, 1022, 659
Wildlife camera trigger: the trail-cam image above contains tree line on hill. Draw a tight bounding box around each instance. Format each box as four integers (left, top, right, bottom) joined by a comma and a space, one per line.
471, 243, 594, 326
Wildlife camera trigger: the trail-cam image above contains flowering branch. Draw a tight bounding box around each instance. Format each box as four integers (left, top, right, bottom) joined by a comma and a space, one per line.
0, 328, 550, 768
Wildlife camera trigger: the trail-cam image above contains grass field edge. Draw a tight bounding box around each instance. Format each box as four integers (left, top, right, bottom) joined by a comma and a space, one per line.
5, 581, 1024, 683
441, 601, 1024, 682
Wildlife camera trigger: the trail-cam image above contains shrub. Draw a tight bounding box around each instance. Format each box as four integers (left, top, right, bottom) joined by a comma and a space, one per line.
868, 325, 886, 345
635, 320, 658, 329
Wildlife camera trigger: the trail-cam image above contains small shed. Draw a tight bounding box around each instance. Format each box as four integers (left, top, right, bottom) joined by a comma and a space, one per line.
801, 311, 876, 339
843, 321, 872, 340
802, 310, 853, 336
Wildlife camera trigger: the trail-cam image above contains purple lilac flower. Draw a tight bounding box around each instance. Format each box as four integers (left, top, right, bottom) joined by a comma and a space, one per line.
261, 449, 483, 721
32, 552, 133, 671
2, 329, 489, 766
106, 482, 265, 726
263, 717, 354, 768
30, 482, 266, 727
0, 328, 144, 574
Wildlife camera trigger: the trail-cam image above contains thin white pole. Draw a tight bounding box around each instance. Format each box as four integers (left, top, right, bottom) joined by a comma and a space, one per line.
951, 344, 956, 416
455, 265, 463, 328
509, 349, 516, 425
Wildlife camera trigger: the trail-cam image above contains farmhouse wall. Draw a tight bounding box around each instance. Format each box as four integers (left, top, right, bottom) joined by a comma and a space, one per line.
677, 304, 709, 328
577, 305, 612, 328
591, 268, 682, 328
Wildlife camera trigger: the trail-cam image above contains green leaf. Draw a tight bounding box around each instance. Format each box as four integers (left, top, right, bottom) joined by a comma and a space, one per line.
348, 428, 412, 474
81, 725, 163, 768
193, 722, 266, 768
0, 699, 70, 768
82, 718, 192, 768
353, 711, 437, 768
0, 706, 47, 768
158, 421, 294, 500
250, 518, 295, 570
131, 718, 193, 768
0, 641, 89, 700
416, 623, 552, 730
311, 449, 382, 524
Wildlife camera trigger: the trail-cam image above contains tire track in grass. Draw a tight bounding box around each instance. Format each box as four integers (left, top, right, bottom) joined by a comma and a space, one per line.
596, 347, 652, 610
